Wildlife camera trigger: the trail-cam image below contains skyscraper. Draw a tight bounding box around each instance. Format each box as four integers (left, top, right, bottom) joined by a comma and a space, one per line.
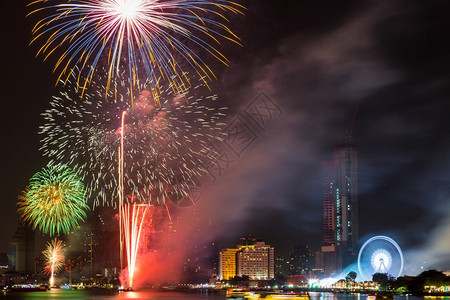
322, 143, 358, 274
7, 222, 37, 273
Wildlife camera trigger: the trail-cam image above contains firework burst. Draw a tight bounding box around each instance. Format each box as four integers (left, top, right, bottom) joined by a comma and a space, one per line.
18, 164, 89, 236
27, 0, 244, 103
40, 71, 226, 208
43, 238, 65, 287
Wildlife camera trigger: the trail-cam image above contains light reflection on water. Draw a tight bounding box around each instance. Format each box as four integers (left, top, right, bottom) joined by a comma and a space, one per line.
2, 290, 449, 300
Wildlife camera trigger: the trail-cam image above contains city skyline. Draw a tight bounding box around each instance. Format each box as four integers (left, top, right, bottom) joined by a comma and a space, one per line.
1, 0, 450, 279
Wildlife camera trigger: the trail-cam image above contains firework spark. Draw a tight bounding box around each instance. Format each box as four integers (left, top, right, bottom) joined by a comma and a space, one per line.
40, 72, 226, 208
43, 239, 65, 287
18, 164, 89, 236
27, 0, 244, 103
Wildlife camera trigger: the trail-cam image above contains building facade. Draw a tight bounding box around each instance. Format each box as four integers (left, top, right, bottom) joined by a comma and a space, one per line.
219, 248, 239, 280
288, 245, 313, 275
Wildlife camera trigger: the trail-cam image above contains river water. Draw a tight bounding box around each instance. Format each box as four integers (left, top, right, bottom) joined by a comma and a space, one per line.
1, 290, 446, 300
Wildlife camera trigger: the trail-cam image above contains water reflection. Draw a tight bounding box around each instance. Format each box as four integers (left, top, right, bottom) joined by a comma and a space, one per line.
3, 289, 225, 300
3, 290, 449, 300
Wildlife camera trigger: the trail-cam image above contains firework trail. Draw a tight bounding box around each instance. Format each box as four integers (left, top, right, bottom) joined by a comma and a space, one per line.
43, 239, 65, 287
17, 164, 89, 236
121, 203, 148, 288
27, 0, 244, 103
40, 71, 226, 208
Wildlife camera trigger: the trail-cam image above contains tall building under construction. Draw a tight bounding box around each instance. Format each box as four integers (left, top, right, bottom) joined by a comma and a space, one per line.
322, 143, 359, 275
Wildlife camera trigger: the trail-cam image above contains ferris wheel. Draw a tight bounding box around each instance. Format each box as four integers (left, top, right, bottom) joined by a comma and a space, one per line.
358, 236, 404, 281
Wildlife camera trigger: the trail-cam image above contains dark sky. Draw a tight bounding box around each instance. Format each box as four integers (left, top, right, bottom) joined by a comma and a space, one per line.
1, 0, 450, 275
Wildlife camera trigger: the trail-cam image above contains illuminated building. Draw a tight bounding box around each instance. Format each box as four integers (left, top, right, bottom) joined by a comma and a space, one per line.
220, 239, 275, 281
321, 143, 359, 274
288, 245, 313, 275
219, 248, 239, 280
275, 255, 286, 276
236, 240, 274, 280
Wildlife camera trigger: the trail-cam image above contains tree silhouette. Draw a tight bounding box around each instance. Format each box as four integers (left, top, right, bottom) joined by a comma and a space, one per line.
346, 271, 357, 282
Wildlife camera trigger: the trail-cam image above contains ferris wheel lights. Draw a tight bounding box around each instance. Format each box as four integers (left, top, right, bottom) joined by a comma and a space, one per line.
358, 236, 404, 281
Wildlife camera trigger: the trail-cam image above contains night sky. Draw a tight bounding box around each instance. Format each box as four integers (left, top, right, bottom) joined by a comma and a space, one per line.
1, 1, 450, 275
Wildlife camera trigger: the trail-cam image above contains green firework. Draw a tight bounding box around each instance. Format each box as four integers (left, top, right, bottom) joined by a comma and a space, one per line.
18, 164, 89, 236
